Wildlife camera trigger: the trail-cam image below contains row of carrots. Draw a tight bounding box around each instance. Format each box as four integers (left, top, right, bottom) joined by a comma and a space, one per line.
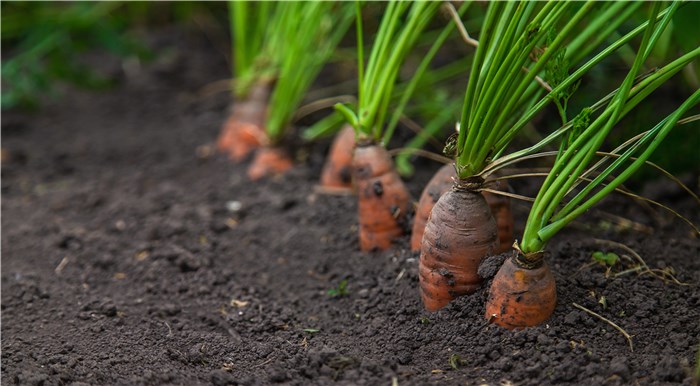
214, 1, 699, 331
215, 81, 557, 329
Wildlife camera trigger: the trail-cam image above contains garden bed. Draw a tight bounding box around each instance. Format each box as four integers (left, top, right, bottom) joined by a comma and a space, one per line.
2, 29, 699, 386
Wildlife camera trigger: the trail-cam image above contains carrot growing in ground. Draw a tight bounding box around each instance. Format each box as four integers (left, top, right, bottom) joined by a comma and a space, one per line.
485, 3, 699, 328
247, 2, 354, 180
319, 123, 356, 191
419, 1, 651, 311
319, 39, 469, 192
217, 2, 354, 180
216, 2, 273, 162
334, 1, 464, 251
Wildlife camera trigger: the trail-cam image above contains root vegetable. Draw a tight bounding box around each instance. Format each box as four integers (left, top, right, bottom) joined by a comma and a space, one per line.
320, 124, 356, 191
353, 142, 412, 252
419, 180, 498, 311
216, 82, 271, 162
247, 147, 293, 181
485, 251, 556, 329
410, 164, 455, 252
483, 179, 514, 254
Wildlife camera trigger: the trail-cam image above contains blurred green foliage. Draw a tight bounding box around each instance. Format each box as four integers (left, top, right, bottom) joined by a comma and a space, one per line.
1, 1, 696, 182
1, 1, 225, 110
543, 2, 700, 182
616, 2, 700, 180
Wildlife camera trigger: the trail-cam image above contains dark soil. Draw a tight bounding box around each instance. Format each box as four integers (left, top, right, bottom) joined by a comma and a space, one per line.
3, 28, 700, 386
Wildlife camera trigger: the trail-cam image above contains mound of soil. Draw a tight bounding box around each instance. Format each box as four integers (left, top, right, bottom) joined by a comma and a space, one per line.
3, 28, 699, 386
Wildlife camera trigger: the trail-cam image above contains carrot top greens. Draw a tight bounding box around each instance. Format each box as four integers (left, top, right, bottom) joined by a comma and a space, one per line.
229, 1, 354, 143
520, 3, 699, 254
229, 1, 272, 96
453, 1, 664, 179
335, 1, 464, 144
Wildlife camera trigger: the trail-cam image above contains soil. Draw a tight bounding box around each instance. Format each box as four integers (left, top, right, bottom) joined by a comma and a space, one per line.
3, 28, 700, 386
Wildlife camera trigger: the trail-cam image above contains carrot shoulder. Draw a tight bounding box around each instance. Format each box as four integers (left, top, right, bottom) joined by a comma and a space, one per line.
320, 124, 356, 191
353, 142, 412, 252
411, 165, 514, 254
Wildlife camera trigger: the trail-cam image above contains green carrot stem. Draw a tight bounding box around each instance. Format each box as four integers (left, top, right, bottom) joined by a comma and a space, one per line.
555, 48, 700, 218
538, 88, 700, 245
521, 3, 667, 253
457, 1, 503, 170
355, 1, 364, 118
537, 4, 663, 233
465, 2, 528, 162
366, 2, 439, 140
566, 2, 641, 65
481, 2, 594, 165
382, 1, 471, 145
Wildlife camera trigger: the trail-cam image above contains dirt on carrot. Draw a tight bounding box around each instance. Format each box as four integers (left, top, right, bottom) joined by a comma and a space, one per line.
485, 252, 557, 329
419, 182, 498, 311
320, 124, 356, 191
352, 142, 412, 252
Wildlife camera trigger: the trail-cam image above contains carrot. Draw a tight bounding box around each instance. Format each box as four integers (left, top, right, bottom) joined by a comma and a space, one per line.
483, 178, 514, 254
410, 164, 514, 254
419, 179, 498, 311
484, 250, 556, 329
410, 164, 454, 252
319, 124, 356, 191
247, 146, 294, 181
216, 82, 271, 162
353, 141, 412, 251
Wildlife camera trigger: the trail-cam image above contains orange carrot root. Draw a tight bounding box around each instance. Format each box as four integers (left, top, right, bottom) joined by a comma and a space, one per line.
353, 142, 412, 252
410, 164, 455, 252
247, 147, 294, 181
411, 165, 514, 253
485, 254, 556, 329
320, 124, 356, 191
216, 82, 271, 162
419, 184, 498, 311
217, 119, 269, 162
483, 179, 514, 254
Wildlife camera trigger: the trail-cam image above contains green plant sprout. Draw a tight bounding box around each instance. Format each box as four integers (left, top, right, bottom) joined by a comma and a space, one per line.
520, 54, 699, 254
228, 1, 274, 98
327, 279, 349, 298
592, 251, 620, 267
304, 57, 468, 177
454, 2, 656, 180
230, 1, 354, 145
448, 354, 466, 370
